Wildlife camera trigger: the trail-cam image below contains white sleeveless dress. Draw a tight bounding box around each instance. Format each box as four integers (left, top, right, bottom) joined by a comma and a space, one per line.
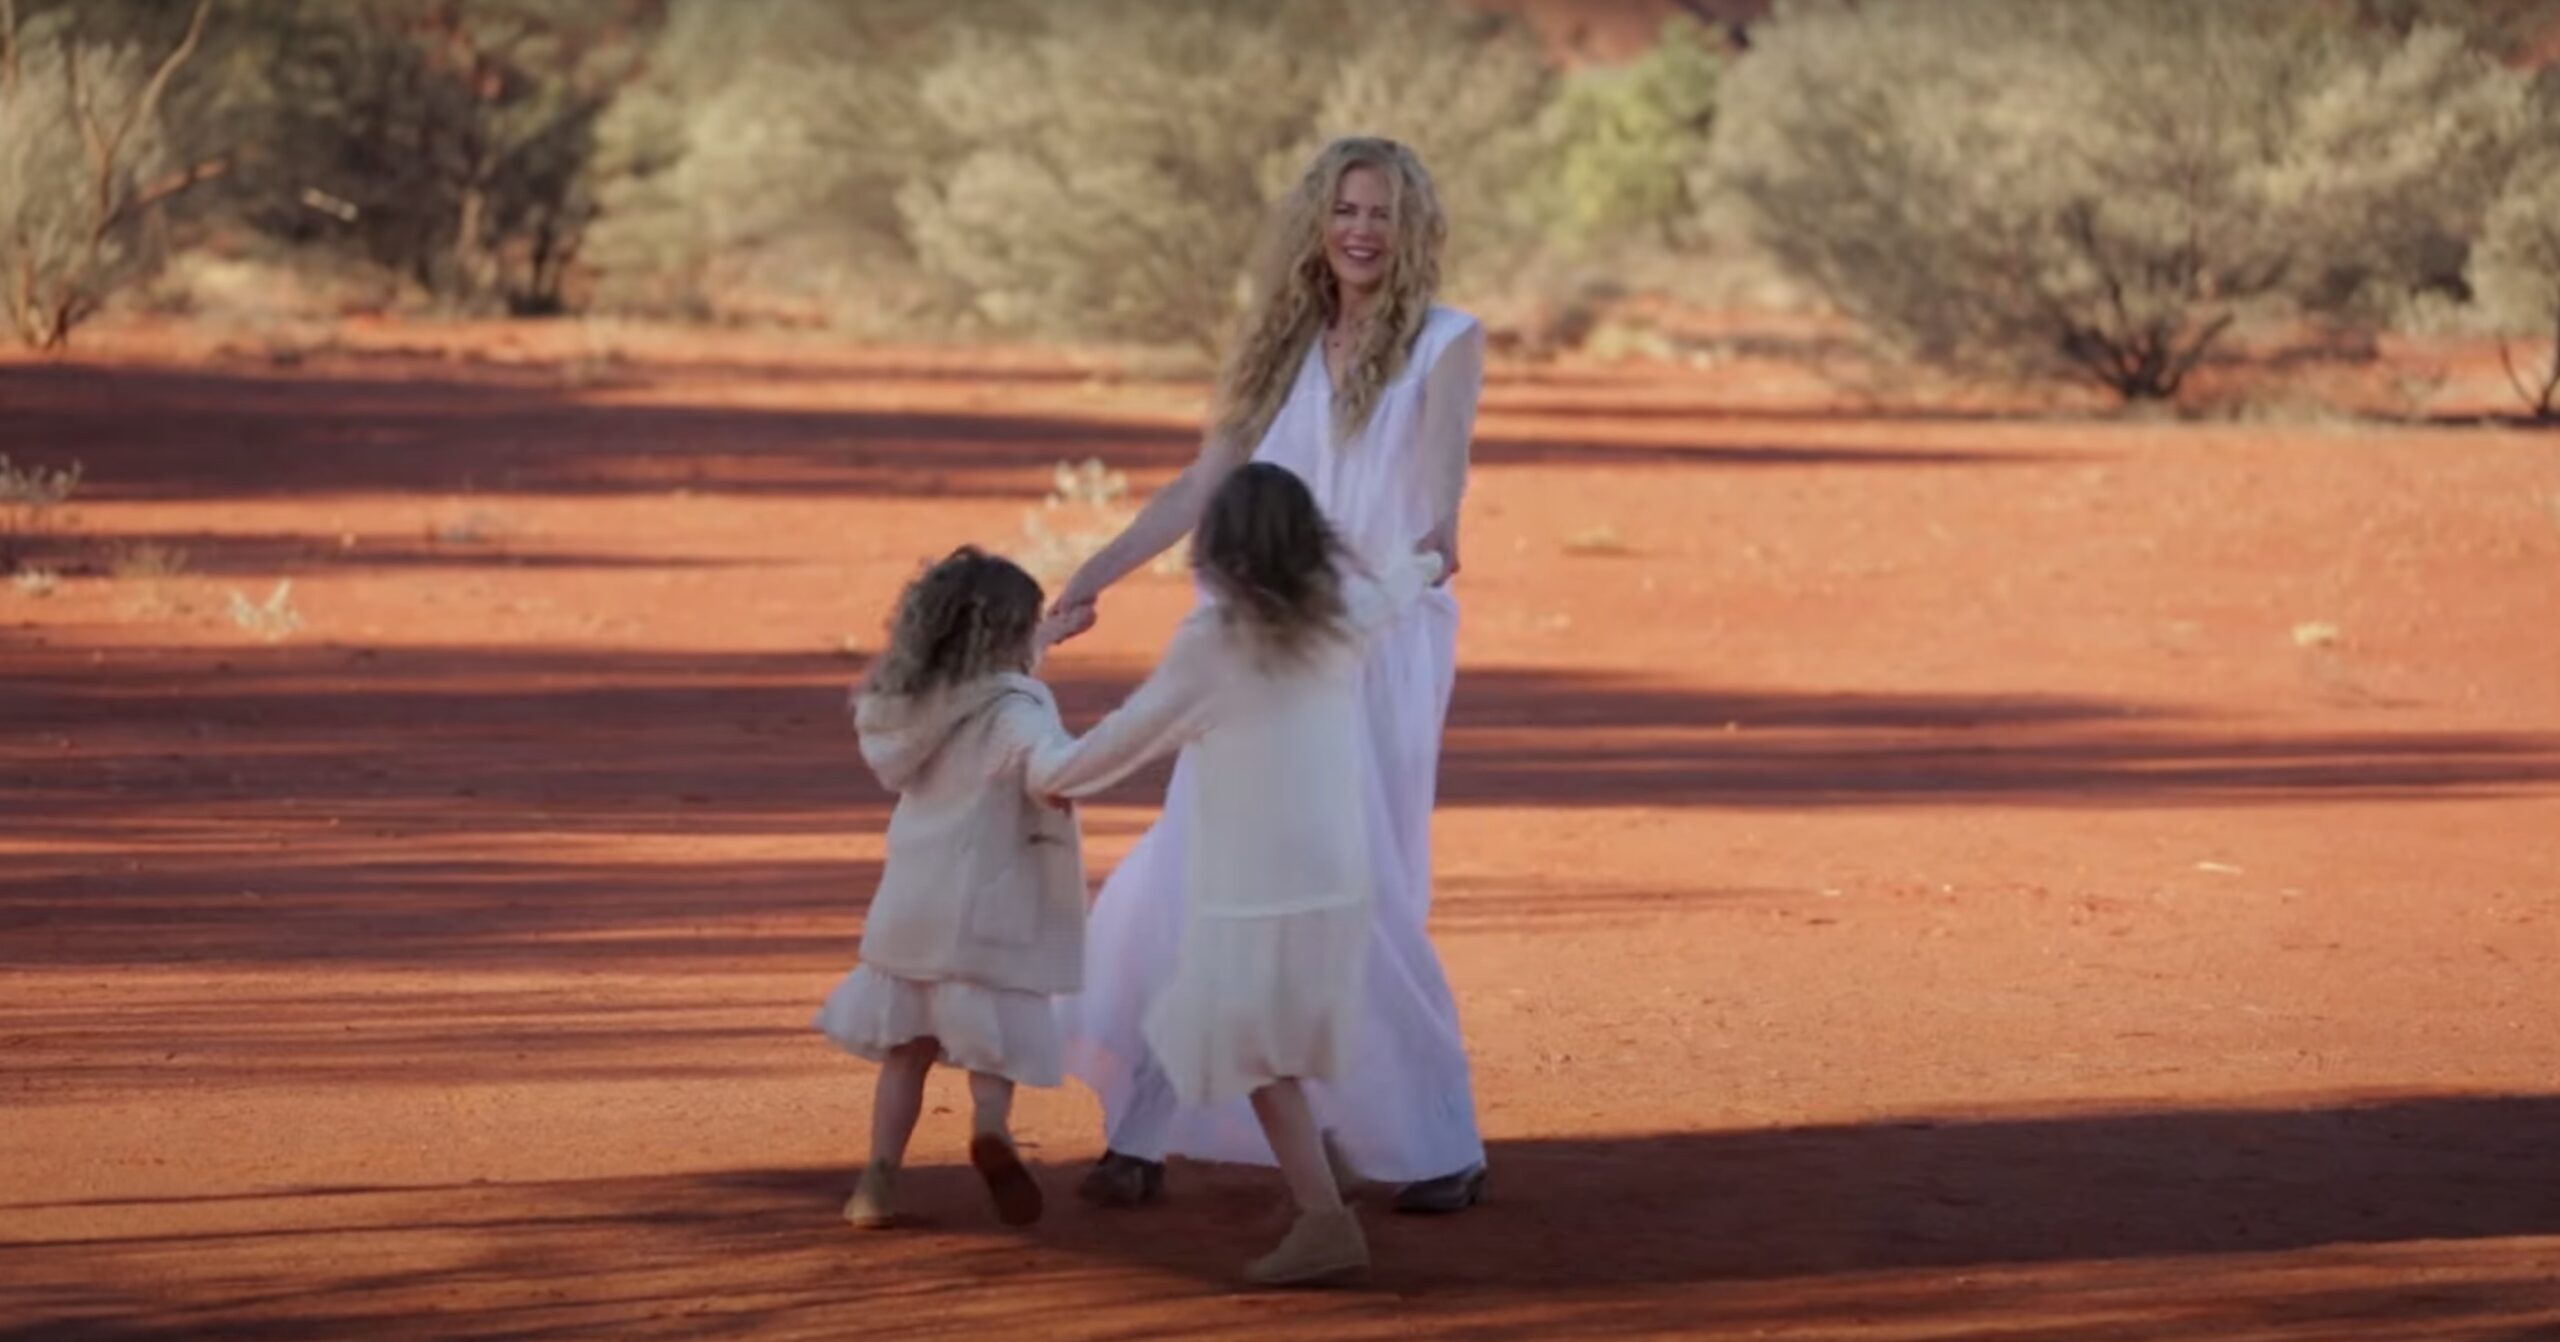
1056, 304, 1487, 1183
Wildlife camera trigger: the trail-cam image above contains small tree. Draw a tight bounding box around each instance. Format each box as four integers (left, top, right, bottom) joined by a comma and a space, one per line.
265, 0, 659, 314
2473, 150, 2560, 419
582, 0, 984, 323
2349, 0, 2560, 58
1294, 3, 1555, 291
1537, 15, 1722, 250
1714, 0, 2529, 401
0, 0, 216, 349
898, 0, 1553, 350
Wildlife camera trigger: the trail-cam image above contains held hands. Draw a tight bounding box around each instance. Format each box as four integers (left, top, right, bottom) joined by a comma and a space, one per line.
848, 651, 886, 705
1041, 571, 1103, 648
1415, 522, 1460, 585
1036, 599, 1097, 652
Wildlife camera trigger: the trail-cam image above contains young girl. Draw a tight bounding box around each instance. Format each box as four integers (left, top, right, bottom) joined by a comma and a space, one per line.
814, 546, 1086, 1230
1026, 463, 1445, 1286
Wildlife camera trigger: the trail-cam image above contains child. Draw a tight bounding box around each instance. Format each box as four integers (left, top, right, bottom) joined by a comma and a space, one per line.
1026, 463, 1445, 1286
814, 545, 1086, 1230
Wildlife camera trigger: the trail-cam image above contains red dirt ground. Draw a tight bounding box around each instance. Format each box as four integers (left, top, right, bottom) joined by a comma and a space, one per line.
5, 321, 2557, 1340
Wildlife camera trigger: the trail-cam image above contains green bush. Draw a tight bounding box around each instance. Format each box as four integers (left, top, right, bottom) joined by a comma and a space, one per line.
0, 1, 212, 347
1715, 0, 2529, 401
582, 0, 987, 325
2472, 144, 2560, 418
1537, 15, 1721, 250
897, 0, 1552, 350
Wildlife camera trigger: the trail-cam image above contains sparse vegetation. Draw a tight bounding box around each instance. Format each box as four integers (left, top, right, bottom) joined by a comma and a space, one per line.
0, 0, 2552, 409
242, 1, 663, 315
0, 0, 220, 348
227, 578, 302, 641
1714, 0, 2531, 402
0, 454, 82, 573
433, 509, 512, 546
898, 0, 1552, 349
1562, 524, 1632, 556
108, 538, 190, 617
1536, 15, 1721, 252
108, 538, 186, 581
2472, 142, 2560, 420
1014, 458, 1187, 585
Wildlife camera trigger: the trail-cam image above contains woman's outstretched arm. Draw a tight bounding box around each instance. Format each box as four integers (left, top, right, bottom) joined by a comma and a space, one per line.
1050, 435, 1248, 626
1414, 318, 1485, 583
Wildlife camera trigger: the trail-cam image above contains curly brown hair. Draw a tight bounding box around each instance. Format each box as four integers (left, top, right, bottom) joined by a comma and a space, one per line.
1192, 463, 1351, 668
869, 546, 1045, 698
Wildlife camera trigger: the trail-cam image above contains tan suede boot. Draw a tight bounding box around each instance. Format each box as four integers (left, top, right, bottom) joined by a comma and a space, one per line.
1244, 1206, 1369, 1287
843, 1160, 898, 1229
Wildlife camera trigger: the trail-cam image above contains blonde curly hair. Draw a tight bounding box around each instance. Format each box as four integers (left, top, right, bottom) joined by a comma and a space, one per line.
1210, 137, 1447, 455
869, 546, 1045, 698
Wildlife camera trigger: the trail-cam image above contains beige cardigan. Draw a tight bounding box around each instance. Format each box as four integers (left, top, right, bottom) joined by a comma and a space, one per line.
851, 673, 1085, 995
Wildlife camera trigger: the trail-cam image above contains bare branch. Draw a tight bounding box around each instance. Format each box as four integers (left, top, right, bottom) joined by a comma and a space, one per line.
2504, 296, 2560, 421
99, 156, 230, 241
10, 249, 37, 346
1666, 0, 1750, 47
63, 42, 108, 190
105, 0, 213, 168
1, 0, 20, 95
2496, 337, 2538, 414
2546, 301, 2560, 419
2158, 311, 2236, 397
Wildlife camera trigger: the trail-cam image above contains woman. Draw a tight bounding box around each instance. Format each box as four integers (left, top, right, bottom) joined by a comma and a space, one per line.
1044, 136, 1488, 1215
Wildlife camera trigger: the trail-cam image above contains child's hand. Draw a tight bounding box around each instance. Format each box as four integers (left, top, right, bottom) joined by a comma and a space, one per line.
1415, 524, 1459, 585
848, 655, 883, 706
1037, 601, 1097, 650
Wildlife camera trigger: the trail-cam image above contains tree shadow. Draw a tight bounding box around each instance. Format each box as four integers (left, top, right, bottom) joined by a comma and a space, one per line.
6, 1095, 2555, 1339
1435, 669, 2560, 809
6, 971, 828, 1096
8, 645, 2556, 973
64, 531, 758, 578
1, 360, 2059, 508
1436, 726, 2560, 809
0, 362, 1192, 502
1470, 435, 2051, 468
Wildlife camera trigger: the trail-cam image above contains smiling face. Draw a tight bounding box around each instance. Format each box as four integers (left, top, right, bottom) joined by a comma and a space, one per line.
1323, 164, 1394, 300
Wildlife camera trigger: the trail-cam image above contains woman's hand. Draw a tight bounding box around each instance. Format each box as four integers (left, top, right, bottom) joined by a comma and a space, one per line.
1043, 568, 1106, 646
1036, 599, 1097, 651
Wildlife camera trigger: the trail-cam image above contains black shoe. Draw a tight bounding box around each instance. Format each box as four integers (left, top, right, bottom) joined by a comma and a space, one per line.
1392, 1164, 1487, 1215
1075, 1150, 1166, 1207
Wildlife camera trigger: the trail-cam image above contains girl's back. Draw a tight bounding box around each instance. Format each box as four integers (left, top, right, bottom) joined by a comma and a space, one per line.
1028, 552, 1437, 920
855, 673, 1083, 995
816, 544, 1084, 1234
1185, 613, 1372, 917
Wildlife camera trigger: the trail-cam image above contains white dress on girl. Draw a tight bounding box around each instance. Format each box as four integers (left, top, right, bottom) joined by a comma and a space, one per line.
814, 673, 1086, 1087
1055, 305, 1488, 1182
1027, 554, 1443, 1106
